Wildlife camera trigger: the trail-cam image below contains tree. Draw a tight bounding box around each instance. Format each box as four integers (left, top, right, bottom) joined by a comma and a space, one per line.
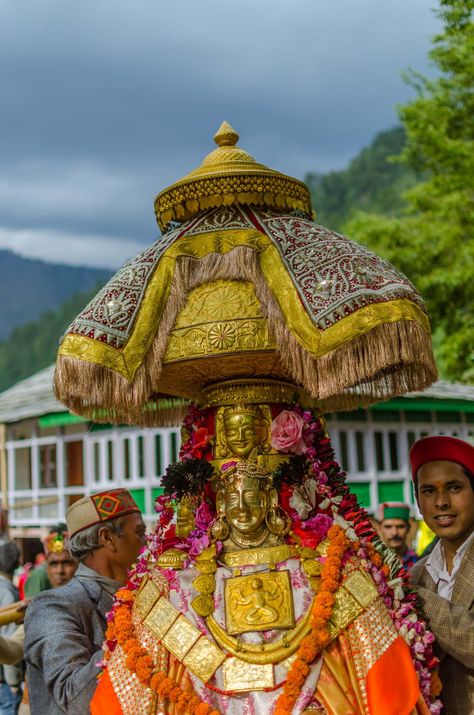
344, 0, 474, 382
305, 127, 420, 231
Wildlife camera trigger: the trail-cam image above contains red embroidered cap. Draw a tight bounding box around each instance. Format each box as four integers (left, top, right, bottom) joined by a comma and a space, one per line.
409, 435, 474, 481
66, 489, 141, 537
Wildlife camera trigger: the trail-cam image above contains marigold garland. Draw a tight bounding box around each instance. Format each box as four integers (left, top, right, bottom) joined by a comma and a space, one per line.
273, 523, 348, 715
105, 589, 220, 715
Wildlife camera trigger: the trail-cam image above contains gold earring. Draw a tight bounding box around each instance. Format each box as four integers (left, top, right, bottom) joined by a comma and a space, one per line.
211, 513, 230, 541
266, 506, 291, 536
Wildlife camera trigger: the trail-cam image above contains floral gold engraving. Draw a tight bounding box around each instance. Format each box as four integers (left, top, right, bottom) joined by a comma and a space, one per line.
163, 280, 274, 363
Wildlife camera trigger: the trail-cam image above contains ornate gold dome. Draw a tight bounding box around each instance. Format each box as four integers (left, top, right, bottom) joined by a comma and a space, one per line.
154, 121, 313, 231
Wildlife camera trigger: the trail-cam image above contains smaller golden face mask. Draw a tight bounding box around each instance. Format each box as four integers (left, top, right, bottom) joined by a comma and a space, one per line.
216, 403, 271, 461
223, 412, 260, 460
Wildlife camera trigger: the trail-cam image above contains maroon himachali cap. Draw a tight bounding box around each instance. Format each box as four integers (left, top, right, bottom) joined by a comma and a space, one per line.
409, 435, 474, 481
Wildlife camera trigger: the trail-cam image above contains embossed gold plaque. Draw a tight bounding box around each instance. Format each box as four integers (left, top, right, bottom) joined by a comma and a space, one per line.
329, 587, 363, 632
134, 578, 160, 620
183, 637, 226, 683
144, 597, 179, 639
220, 544, 297, 569
162, 615, 201, 661
343, 569, 378, 608
224, 570, 295, 635
223, 658, 274, 692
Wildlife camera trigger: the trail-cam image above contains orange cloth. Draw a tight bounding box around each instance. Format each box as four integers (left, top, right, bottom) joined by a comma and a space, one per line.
366, 635, 420, 715
90, 670, 123, 715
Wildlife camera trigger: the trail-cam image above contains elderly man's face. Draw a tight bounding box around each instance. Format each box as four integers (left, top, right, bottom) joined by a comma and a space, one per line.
113, 513, 147, 571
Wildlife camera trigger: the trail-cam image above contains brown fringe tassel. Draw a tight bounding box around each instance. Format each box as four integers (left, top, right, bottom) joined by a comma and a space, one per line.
54, 246, 437, 426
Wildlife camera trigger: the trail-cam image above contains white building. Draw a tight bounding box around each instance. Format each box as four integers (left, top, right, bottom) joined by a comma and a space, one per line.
1, 365, 473, 542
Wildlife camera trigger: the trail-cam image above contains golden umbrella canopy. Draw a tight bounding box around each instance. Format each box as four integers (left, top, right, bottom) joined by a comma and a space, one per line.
54, 122, 437, 425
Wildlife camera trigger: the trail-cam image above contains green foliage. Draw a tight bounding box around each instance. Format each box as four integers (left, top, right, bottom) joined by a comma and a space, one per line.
0, 287, 101, 393
305, 127, 420, 231
344, 0, 474, 383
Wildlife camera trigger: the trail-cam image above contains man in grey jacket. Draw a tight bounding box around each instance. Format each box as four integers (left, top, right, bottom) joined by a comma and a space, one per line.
24, 489, 146, 715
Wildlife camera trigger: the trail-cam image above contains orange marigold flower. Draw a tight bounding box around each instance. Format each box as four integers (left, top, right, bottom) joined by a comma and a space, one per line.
176, 692, 194, 714
195, 703, 212, 715
150, 672, 167, 690
158, 677, 175, 698
169, 686, 182, 702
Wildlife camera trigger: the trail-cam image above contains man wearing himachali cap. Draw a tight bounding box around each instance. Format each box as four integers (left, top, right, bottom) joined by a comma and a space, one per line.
410, 436, 474, 715
24, 489, 146, 715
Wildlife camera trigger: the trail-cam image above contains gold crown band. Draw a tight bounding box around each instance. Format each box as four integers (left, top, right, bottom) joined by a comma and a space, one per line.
201, 378, 302, 408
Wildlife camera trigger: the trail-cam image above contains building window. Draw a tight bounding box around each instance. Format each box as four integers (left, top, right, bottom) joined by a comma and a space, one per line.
123, 439, 131, 480
65, 441, 84, 486
138, 436, 145, 478
107, 441, 114, 481
170, 432, 178, 463
39, 444, 57, 488
14, 447, 32, 490
355, 431, 365, 471
93, 442, 101, 483
155, 434, 162, 476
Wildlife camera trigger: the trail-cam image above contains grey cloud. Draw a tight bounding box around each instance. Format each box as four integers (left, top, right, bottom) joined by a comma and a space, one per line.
0, 0, 440, 267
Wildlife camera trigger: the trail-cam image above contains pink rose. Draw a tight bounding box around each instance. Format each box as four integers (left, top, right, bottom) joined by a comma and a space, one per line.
270, 410, 307, 454
189, 533, 210, 558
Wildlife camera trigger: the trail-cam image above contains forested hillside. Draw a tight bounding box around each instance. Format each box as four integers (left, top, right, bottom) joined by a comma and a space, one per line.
0, 287, 100, 392
305, 127, 420, 231
0, 250, 110, 340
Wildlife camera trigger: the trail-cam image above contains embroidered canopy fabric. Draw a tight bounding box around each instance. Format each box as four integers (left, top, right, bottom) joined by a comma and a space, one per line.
54, 123, 437, 425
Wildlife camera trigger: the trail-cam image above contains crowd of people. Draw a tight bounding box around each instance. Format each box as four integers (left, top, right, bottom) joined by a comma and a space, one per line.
0, 434, 472, 714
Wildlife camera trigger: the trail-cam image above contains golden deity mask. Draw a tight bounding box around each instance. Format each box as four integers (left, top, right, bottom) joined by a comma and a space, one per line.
222, 471, 268, 536
213, 461, 290, 550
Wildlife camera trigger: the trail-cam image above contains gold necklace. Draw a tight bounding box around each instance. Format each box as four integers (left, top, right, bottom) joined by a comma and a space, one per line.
220, 543, 297, 568
205, 595, 315, 665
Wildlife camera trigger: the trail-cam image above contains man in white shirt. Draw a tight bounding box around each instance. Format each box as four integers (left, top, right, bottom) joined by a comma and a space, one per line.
410, 435, 474, 715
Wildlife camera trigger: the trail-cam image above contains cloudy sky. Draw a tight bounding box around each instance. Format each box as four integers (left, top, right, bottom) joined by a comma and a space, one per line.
0, 0, 440, 268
